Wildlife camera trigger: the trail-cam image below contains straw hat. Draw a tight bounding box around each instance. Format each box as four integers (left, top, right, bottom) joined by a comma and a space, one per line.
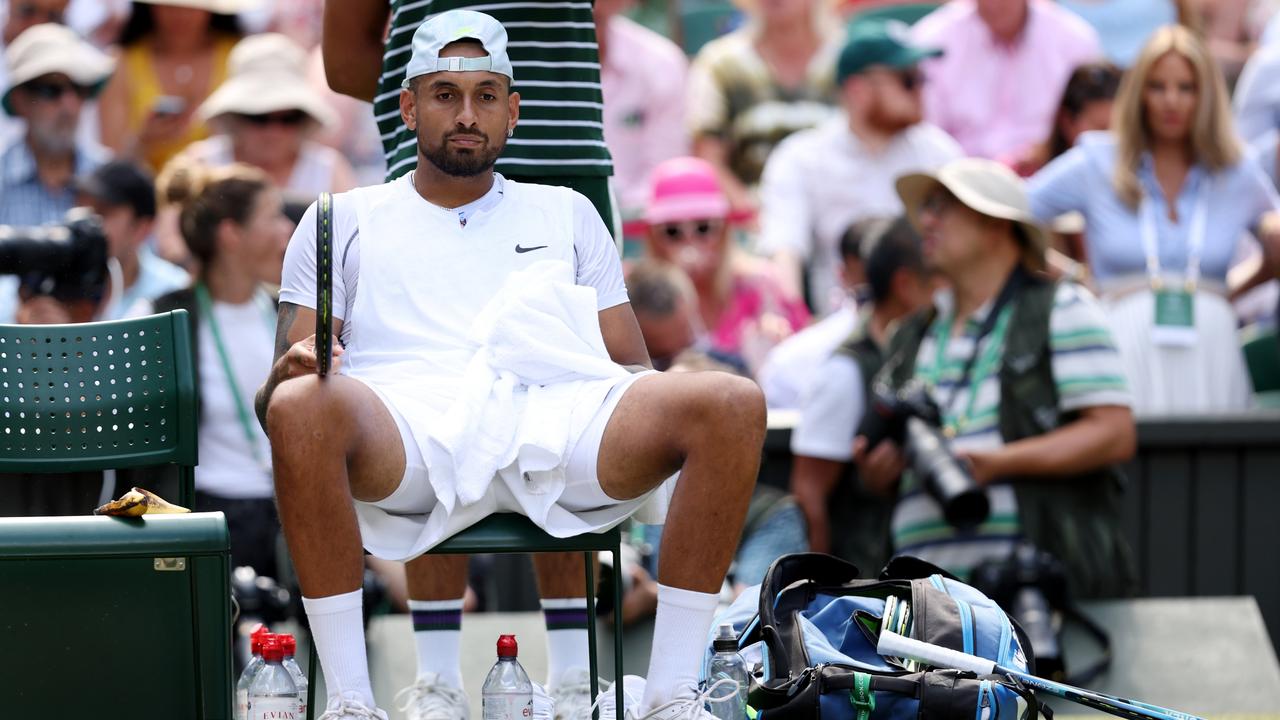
2, 24, 115, 116
896, 158, 1049, 270
197, 33, 336, 127
130, 0, 262, 13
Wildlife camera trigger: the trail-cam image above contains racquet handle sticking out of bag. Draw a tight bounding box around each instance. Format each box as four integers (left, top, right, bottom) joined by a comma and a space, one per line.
315, 192, 334, 377
877, 631, 1204, 720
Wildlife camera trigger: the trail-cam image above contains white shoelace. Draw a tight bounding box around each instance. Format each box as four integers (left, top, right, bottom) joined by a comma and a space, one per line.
394, 678, 468, 718
317, 696, 385, 720
576, 678, 738, 720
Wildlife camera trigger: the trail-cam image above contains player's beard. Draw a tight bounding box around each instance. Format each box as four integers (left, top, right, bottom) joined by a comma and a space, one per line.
865, 98, 921, 136
420, 129, 505, 177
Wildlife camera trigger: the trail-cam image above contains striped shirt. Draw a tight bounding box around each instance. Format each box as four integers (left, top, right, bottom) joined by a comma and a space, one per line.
0, 138, 107, 322
891, 282, 1131, 580
376, 0, 613, 182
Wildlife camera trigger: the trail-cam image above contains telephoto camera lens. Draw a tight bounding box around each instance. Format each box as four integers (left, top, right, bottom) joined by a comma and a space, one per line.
903, 417, 990, 528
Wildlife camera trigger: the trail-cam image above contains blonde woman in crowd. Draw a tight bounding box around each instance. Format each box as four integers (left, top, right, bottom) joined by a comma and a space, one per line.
98, 0, 246, 171
183, 32, 355, 197
1028, 25, 1280, 414
685, 0, 842, 212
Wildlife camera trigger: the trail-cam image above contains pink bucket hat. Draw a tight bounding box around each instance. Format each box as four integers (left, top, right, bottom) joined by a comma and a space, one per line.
644, 157, 731, 225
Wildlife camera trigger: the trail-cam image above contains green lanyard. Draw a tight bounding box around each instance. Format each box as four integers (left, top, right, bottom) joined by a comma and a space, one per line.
194, 283, 274, 471
922, 304, 1014, 437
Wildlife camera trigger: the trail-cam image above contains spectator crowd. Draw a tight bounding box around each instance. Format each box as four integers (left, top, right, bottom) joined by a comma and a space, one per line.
4, 0, 1280, 682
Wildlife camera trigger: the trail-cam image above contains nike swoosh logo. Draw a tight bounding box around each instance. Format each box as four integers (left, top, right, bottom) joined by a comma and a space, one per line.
515, 244, 548, 253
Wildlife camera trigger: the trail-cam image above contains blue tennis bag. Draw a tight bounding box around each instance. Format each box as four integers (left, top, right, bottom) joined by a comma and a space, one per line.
706, 554, 1047, 720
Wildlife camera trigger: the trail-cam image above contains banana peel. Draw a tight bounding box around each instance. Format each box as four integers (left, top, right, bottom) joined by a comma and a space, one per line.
94, 487, 191, 517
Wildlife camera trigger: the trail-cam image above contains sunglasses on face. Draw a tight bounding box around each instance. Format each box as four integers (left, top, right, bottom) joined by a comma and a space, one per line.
920, 190, 958, 218
658, 220, 723, 242
22, 80, 91, 102
238, 110, 309, 127
12, 3, 63, 22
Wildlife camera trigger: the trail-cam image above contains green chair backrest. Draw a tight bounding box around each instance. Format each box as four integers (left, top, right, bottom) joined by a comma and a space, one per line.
1241, 324, 1280, 394
0, 310, 198, 503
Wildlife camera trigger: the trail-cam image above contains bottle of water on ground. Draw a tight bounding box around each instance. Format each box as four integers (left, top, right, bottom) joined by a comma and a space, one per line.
482, 634, 533, 720
236, 625, 272, 720
249, 635, 299, 720
706, 623, 749, 720
279, 634, 309, 718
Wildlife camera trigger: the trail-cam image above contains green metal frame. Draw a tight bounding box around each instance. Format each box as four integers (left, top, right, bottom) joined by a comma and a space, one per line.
0, 311, 229, 717
305, 513, 626, 719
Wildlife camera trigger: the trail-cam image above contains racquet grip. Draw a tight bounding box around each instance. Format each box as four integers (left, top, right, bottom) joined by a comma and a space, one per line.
877, 631, 996, 675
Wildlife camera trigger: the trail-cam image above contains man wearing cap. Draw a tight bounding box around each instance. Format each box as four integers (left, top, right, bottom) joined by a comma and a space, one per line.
0, 22, 112, 323
260, 11, 765, 720
860, 157, 1136, 596
324, 0, 617, 236
757, 20, 961, 318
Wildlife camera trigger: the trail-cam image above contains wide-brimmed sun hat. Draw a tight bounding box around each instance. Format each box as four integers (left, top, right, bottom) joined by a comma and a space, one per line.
644, 157, 732, 225
896, 157, 1049, 270
197, 33, 336, 127
2, 23, 115, 116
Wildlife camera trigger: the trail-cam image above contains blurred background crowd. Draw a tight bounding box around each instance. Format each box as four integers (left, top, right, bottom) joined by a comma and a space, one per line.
3, 0, 1280, 625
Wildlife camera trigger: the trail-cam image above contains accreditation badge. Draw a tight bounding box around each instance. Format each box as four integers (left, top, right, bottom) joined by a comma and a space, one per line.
1151, 288, 1197, 347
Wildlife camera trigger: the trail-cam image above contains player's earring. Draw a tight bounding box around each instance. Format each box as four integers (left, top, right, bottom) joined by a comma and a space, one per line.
507, 128, 514, 138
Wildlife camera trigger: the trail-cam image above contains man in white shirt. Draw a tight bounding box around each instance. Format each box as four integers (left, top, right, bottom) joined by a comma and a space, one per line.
758, 20, 961, 317
257, 11, 765, 720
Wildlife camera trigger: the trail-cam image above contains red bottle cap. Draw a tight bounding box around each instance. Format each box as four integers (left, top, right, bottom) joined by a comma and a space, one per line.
252, 632, 274, 656
262, 635, 283, 663
496, 634, 518, 658
250, 624, 272, 656
280, 634, 297, 657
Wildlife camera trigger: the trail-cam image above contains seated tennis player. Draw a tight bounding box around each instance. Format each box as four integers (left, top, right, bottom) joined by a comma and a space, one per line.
255, 10, 765, 720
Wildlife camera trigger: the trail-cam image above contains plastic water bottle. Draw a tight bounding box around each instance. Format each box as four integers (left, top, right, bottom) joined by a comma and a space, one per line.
279, 634, 309, 718
249, 635, 299, 720
481, 634, 533, 720
706, 624, 749, 720
236, 626, 272, 720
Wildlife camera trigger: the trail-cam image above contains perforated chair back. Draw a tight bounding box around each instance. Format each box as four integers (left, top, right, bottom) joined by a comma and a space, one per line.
0, 310, 198, 503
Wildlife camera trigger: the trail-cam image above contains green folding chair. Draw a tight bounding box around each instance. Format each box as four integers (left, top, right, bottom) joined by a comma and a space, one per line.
1241, 323, 1280, 394
0, 310, 233, 718
305, 515, 625, 719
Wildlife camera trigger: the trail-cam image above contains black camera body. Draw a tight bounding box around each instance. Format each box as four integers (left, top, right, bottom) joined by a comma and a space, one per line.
0, 208, 109, 303
970, 543, 1071, 681
861, 379, 990, 528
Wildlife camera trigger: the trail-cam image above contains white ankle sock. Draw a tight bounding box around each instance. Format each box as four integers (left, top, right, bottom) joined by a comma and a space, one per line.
541, 597, 590, 688
408, 598, 465, 691
302, 589, 376, 707
641, 584, 720, 713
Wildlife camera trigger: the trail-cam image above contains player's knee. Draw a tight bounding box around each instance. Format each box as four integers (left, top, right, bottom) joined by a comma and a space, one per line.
691, 373, 766, 442
264, 375, 326, 441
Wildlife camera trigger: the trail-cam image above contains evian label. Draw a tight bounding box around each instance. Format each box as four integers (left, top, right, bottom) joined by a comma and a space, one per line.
250, 697, 298, 719
482, 693, 533, 719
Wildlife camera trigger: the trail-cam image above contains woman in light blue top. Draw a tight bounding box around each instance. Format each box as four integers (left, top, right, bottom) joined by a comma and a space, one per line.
1028, 25, 1280, 415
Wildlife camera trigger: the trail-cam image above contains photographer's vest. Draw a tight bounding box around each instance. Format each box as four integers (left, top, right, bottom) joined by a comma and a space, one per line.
879, 278, 1136, 598
823, 322, 895, 575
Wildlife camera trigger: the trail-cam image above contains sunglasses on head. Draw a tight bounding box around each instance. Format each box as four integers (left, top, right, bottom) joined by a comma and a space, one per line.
658, 219, 722, 241
22, 80, 91, 102
239, 110, 309, 127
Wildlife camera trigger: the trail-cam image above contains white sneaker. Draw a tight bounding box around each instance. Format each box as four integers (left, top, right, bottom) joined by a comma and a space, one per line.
635, 679, 738, 720
575, 675, 646, 720
317, 691, 391, 720
533, 680, 557, 720
395, 673, 470, 720
550, 667, 593, 720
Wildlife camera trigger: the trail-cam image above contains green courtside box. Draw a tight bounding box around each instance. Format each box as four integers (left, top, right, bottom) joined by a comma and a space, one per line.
0, 311, 232, 717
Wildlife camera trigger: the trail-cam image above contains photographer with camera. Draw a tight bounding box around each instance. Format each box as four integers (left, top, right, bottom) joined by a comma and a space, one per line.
789, 216, 932, 572
0, 23, 113, 323
861, 157, 1138, 599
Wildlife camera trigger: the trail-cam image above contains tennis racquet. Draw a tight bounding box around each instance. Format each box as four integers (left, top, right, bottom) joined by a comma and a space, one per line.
315, 192, 333, 377
877, 630, 1204, 720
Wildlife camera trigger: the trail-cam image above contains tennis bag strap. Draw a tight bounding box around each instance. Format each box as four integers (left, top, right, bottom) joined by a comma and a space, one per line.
315, 192, 334, 377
